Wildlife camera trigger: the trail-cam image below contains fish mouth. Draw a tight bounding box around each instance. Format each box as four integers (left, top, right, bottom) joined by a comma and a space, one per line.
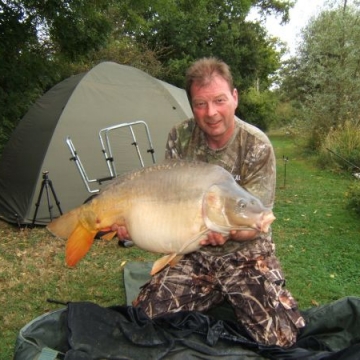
257, 211, 276, 233
231, 211, 275, 233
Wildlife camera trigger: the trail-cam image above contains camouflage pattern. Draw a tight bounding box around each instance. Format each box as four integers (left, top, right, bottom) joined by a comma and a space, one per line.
134, 233, 305, 347
165, 117, 276, 208
135, 117, 305, 347
165, 117, 276, 256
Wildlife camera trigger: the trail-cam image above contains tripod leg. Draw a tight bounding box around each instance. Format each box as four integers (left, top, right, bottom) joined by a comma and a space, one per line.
44, 182, 54, 221
48, 180, 63, 215
32, 182, 46, 226
32, 173, 63, 225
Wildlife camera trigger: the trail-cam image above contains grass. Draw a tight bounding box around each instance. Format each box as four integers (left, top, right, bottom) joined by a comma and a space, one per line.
271, 132, 360, 308
1, 132, 360, 358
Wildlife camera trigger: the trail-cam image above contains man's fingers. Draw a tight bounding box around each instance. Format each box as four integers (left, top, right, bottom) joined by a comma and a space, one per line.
200, 232, 226, 246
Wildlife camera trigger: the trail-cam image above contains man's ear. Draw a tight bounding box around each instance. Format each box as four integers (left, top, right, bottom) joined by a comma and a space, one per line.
233, 88, 239, 107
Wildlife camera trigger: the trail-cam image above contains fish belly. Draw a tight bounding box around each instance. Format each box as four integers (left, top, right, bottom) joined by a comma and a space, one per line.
126, 199, 206, 254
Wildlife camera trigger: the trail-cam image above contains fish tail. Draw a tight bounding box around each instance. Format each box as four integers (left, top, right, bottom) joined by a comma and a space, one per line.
66, 224, 98, 266
47, 208, 81, 239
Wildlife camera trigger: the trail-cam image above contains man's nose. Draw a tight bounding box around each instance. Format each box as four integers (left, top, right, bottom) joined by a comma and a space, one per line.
206, 102, 217, 116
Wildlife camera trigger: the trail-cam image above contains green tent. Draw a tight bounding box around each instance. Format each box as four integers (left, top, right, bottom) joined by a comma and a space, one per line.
0, 62, 192, 225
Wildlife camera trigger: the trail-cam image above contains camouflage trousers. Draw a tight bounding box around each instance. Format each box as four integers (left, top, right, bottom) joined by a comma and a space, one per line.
134, 250, 305, 348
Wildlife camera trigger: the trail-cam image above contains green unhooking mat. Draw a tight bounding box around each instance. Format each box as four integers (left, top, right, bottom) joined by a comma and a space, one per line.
14, 262, 360, 359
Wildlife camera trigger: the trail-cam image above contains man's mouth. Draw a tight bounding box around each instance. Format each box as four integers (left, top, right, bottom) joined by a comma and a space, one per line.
206, 120, 221, 127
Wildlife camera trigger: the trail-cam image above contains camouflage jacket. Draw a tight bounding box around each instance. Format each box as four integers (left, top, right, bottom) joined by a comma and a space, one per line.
165, 117, 276, 256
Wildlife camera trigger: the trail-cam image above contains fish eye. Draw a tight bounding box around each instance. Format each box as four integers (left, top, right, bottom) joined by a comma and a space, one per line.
237, 199, 246, 211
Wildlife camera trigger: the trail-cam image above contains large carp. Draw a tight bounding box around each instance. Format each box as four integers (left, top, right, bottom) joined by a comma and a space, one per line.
47, 160, 275, 275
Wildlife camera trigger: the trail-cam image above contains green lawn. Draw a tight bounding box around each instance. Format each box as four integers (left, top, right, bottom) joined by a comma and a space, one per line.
1, 132, 360, 358
271, 133, 360, 309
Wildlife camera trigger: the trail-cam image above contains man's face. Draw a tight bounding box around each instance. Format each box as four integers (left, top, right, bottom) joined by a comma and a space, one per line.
190, 74, 238, 145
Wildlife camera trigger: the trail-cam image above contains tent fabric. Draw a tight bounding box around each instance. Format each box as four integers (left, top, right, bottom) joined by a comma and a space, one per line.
14, 297, 360, 360
0, 62, 192, 225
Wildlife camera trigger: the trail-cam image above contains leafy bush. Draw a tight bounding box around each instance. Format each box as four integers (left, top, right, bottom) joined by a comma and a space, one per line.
318, 121, 360, 214
317, 121, 360, 171
237, 88, 277, 131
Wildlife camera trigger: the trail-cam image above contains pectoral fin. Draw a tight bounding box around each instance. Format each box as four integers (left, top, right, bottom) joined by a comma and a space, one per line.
151, 253, 183, 275
66, 223, 98, 267
170, 254, 183, 267
203, 185, 232, 234
100, 231, 117, 241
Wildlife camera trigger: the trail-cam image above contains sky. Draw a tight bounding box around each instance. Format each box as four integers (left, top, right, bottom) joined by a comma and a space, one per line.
249, 0, 328, 57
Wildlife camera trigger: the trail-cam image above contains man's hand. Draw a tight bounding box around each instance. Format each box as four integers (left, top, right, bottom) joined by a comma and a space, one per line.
111, 224, 131, 240
230, 229, 258, 241
200, 231, 227, 246
111, 224, 134, 247
200, 229, 258, 246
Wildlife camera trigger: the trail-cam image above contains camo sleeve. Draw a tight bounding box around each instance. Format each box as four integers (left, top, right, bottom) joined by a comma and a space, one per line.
165, 119, 195, 160
164, 118, 276, 208
165, 127, 181, 159
237, 132, 276, 208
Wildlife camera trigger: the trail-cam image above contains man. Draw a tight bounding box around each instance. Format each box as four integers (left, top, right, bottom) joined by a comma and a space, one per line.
115, 57, 305, 347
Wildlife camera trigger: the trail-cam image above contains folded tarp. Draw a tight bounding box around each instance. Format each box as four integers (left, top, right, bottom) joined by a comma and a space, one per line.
14, 262, 360, 359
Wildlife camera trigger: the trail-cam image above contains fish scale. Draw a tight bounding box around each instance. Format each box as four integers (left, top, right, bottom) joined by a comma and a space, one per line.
47, 160, 275, 275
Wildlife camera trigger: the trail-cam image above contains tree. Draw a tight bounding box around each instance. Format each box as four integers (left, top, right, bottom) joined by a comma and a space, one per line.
238, 87, 278, 131
112, 0, 291, 129
0, 0, 292, 151
279, 1, 360, 149
0, 0, 112, 152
